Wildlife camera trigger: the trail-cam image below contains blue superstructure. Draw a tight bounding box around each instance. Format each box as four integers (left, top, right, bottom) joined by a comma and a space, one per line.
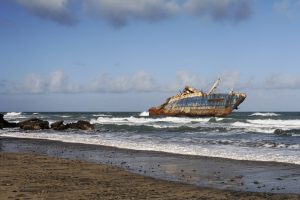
171, 94, 238, 109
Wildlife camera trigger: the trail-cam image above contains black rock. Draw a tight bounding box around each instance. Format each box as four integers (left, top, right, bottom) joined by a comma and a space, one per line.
18, 118, 49, 130
274, 129, 284, 135
51, 120, 68, 130
274, 129, 291, 136
0, 113, 18, 129
67, 120, 94, 130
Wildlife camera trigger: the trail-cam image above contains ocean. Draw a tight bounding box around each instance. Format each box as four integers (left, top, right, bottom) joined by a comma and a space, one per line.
1, 111, 300, 165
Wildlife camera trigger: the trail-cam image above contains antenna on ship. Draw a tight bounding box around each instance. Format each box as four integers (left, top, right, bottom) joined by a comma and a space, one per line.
207, 77, 221, 95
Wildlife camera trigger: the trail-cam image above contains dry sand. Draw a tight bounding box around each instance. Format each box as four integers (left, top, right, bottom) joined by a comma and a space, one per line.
1, 152, 299, 200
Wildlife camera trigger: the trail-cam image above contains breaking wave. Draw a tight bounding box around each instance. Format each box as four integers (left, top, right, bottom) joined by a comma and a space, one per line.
1, 130, 299, 165
87, 114, 300, 135
231, 119, 300, 134
90, 116, 211, 127
92, 114, 112, 117
90, 115, 300, 134
1, 112, 300, 165
247, 119, 300, 128
250, 112, 280, 117
4, 112, 22, 118
139, 111, 149, 117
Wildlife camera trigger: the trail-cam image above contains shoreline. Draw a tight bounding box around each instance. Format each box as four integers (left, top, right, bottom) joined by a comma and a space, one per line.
1, 152, 299, 200
1, 136, 300, 196
1, 135, 299, 166
1, 132, 299, 166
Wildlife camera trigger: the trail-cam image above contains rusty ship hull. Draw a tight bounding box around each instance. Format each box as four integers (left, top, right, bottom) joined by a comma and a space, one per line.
149, 93, 246, 117
148, 79, 246, 117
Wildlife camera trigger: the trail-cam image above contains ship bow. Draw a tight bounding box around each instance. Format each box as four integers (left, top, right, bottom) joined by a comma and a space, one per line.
233, 93, 246, 110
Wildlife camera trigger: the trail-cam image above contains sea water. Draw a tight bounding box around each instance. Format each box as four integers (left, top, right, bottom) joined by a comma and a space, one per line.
1, 111, 299, 165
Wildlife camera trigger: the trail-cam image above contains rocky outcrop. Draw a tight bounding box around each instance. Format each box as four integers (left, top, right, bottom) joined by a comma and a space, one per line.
0, 114, 18, 129
1, 116, 94, 131
50, 120, 94, 131
50, 120, 68, 131
274, 129, 292, 136
18, 118, 49, 130
66, 120, 94, 130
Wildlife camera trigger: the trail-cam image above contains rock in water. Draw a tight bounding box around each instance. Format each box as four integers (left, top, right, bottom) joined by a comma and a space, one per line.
18, 118, 49, 130
67, 120, 94, 130
274, 129, 284, 135
51, 120, 68, 130
51, 120, 94, 131
274, 129, 291, 136
1, 116, 94, 131
0, 114, 18, 129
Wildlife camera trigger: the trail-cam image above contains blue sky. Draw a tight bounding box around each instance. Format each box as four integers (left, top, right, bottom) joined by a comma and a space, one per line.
1, 0, 300, 112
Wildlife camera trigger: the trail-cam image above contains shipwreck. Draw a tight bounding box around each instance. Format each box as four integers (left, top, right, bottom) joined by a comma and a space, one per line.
149, 78, 246, 117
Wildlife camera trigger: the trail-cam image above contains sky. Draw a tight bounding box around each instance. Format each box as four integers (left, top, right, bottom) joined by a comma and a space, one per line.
1, 0, 300, 112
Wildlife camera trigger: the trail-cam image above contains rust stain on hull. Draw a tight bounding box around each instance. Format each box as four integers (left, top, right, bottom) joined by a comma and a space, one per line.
149, 107, 234, 117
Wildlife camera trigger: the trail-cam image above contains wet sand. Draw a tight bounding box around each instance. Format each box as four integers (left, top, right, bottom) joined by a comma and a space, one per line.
1, 152, 300, 200
0, 137, 300, 199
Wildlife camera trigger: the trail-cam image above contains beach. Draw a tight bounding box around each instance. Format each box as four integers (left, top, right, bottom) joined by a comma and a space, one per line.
1, 137, 300, 199
3, 0, 300, 198
1, 152, 299, 200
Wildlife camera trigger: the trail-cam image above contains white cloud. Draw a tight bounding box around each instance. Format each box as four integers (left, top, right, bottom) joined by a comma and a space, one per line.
163, 71, 253, 93
220, 71, 240, 90
219, 71, 254, 90
0, 80, 8, 87
273, 0, 300, 19
5, 70, 300, 95
90, 71, 157, 92
264, 73, 300, 89
48, 70, 81, 93
15, 0, 77, 25
12, 0, 252, 27
163, 71, 206, 92
9, 70, 80, 94
83, 0, 179, 27
184, 0, 252, 23
15, 73, 46, 94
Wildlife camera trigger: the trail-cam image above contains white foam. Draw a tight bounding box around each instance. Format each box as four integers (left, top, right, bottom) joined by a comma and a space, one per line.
215, 117, 226, 121
92, 114, 112, 117
231, 119, 300, 134
1, 130, 299, 165
231, 122, 277, 133
250, 112, 280, 117
4, 112, 22, 118
288, 144, 300, 149
90, 116, 211, 127
248, 119, 300, 128
231, 119, 300, 130
139, 111, 149, 117
48, 120, 58, 125
263, 143, 274, 148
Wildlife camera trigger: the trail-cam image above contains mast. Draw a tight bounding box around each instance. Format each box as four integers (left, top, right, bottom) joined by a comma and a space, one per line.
207, 78, 221, 95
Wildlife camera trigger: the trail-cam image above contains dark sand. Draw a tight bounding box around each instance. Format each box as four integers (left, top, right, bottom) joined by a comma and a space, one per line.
1, 137, 300, 199
1, 152, 300, 200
